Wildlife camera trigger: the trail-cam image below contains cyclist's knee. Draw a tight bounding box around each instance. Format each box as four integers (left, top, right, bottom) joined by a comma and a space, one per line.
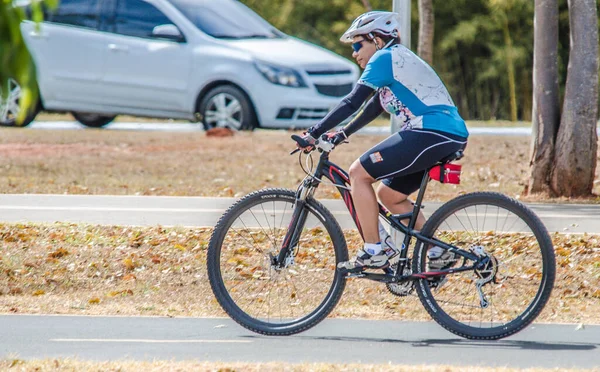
349, 160, 374, 183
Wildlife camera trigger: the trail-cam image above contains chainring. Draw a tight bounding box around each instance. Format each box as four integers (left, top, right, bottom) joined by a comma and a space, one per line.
386, 264, 414, 297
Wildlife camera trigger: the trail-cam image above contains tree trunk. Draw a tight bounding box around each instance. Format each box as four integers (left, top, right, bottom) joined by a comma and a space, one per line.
417, 0, 434, 64
361, 0, 372, 11
527, 0, 560, 195
275, 0, 295, 29
551, 0, 599, 197
502, 17, 518, 122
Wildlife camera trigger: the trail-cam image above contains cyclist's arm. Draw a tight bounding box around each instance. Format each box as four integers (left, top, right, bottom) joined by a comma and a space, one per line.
340, 94, 383, 137
307, 83, 374, 138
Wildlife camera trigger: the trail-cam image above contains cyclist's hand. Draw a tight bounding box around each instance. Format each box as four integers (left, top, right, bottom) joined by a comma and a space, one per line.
297, 132, 317, 152
326, 129, 348, 146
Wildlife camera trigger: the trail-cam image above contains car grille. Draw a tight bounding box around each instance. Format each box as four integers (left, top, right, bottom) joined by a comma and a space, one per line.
297, 108, 329, 119
306, 69, 352, 76
314, 83, 353, 97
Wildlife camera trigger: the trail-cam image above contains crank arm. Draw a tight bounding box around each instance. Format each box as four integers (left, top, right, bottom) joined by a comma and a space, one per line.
476, 281, 489, 308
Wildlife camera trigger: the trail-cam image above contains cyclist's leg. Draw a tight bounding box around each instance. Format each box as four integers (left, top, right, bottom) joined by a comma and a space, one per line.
376, 173, 426, 229
348, 160, 379, 244
339, 130, 465, 273
339, 160, 390, 272
358, 130, 466, 275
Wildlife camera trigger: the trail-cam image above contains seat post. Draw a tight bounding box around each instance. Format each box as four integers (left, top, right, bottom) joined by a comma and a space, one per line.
407, 170, 431, 230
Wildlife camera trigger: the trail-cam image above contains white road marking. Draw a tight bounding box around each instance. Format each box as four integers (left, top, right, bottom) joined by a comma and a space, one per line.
0, 205, 586, 219
0, 206, 226, 213
50, 338, 251, 343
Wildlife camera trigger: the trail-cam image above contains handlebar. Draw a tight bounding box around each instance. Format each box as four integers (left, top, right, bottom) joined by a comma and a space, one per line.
290, 134, 310, 155
290, 134, 335, 155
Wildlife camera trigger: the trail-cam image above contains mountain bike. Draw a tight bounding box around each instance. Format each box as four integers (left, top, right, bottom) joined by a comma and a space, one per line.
207, 134, 556, 340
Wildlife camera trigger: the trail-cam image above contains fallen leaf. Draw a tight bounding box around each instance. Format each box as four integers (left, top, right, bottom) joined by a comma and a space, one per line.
123, 274, 137, 281
123, 258, 137, 271
48, 248, 69, 259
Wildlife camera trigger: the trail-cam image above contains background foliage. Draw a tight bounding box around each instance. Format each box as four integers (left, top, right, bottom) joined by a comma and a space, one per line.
241, 0, 600, 121
0, 0, 58, 123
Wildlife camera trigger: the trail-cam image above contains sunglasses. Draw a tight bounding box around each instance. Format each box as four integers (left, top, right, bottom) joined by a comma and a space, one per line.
351, 39, 368, 53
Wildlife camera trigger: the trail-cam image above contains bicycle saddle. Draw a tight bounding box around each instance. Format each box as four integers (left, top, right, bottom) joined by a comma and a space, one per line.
437, 149, 464, 165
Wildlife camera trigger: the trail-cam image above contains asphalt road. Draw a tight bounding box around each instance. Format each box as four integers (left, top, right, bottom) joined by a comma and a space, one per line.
1, 316, 598, 369
28, 121, 536, 136
0, 194, 598, 234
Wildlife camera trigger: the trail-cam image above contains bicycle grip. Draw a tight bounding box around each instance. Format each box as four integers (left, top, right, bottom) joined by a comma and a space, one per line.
290, 134, 311, 155
291, 134, 311, 148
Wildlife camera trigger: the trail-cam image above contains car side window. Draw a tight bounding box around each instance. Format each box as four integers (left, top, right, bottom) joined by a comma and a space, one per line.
47, 0, 101, 29
114, 0, 175, 39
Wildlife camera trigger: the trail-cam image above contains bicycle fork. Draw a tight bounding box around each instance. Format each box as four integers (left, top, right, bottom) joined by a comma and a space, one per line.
273, 182, 314, 269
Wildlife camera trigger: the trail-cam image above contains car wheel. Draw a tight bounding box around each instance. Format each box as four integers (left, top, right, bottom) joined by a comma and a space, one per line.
72, 112, 117, 128
0, 78, 39, 127
199, 85, 256, 131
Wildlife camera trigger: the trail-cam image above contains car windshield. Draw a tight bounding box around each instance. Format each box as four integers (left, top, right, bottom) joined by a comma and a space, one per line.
168, 0, 282, 39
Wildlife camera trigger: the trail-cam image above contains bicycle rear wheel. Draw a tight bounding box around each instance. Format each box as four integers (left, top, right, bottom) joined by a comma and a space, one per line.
207, 188, 348, 335
413, 192, 555, 340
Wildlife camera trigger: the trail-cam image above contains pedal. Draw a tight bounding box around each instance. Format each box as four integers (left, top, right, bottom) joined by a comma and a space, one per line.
345, 273, 366, 279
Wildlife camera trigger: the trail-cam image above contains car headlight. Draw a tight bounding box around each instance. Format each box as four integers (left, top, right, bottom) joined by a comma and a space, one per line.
255, 62, 307, 88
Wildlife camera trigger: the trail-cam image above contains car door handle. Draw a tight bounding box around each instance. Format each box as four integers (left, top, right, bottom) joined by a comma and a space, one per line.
29, 30, 48, 39
108, 44, 129, 52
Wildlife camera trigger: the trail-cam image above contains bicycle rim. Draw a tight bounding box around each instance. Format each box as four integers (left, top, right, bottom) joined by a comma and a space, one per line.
414, 192, 555, 339
208, 189, 347, 334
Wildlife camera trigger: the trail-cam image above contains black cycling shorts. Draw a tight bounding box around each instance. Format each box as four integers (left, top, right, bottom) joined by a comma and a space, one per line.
360, 129, 468, 195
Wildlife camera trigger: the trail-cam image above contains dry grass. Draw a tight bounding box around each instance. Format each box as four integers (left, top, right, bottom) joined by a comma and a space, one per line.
3, 358, 596, 372
36, 112, 533, 127
0, 128, 599, 201
0, 223, 598, 324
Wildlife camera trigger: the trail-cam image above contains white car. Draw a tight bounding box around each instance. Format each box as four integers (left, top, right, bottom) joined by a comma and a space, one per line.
6, 0, 358, 129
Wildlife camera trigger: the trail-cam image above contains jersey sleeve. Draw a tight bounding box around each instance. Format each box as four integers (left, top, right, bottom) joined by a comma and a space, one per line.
357, 49, 394, 90
307, 83, 375, 137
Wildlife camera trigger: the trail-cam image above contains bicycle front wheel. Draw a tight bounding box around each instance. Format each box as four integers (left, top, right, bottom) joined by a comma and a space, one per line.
207, 188, 348, 335
413, 192, 556, 340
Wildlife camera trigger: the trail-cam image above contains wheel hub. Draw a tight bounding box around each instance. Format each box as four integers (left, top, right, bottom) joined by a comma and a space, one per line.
205, 93, 243, 130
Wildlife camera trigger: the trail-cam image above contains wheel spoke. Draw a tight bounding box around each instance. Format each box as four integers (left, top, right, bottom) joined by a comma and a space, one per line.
9, 86, 21, 100
0, 101, 9, 122
227, 117, 242, 129
213, 94, 227, 112
8, 101, 20, 117
204, 110, 219, 124
226, 100, 241, 116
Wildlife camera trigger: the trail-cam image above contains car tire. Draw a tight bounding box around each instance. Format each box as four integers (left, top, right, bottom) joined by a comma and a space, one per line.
199, 85, 257, 131
72, 112, 117, 128
0, 78, 39, 127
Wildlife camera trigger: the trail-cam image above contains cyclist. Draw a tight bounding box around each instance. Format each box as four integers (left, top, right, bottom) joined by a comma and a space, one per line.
298, 11, 469, 273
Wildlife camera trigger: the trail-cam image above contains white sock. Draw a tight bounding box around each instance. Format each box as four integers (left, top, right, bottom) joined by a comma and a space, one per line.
364, 242, 382, 256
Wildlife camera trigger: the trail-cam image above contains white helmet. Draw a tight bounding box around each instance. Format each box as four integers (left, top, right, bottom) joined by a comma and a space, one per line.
340, 11, 400, 43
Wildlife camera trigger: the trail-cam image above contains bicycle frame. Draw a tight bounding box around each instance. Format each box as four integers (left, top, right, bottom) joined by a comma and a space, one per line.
278, 148, 483, 284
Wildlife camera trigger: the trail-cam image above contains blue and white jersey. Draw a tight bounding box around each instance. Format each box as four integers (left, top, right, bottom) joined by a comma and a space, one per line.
358, 45, 469, 138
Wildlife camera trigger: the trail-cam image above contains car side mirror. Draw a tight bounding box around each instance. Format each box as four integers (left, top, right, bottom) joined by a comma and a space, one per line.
152, 24, 185, 42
